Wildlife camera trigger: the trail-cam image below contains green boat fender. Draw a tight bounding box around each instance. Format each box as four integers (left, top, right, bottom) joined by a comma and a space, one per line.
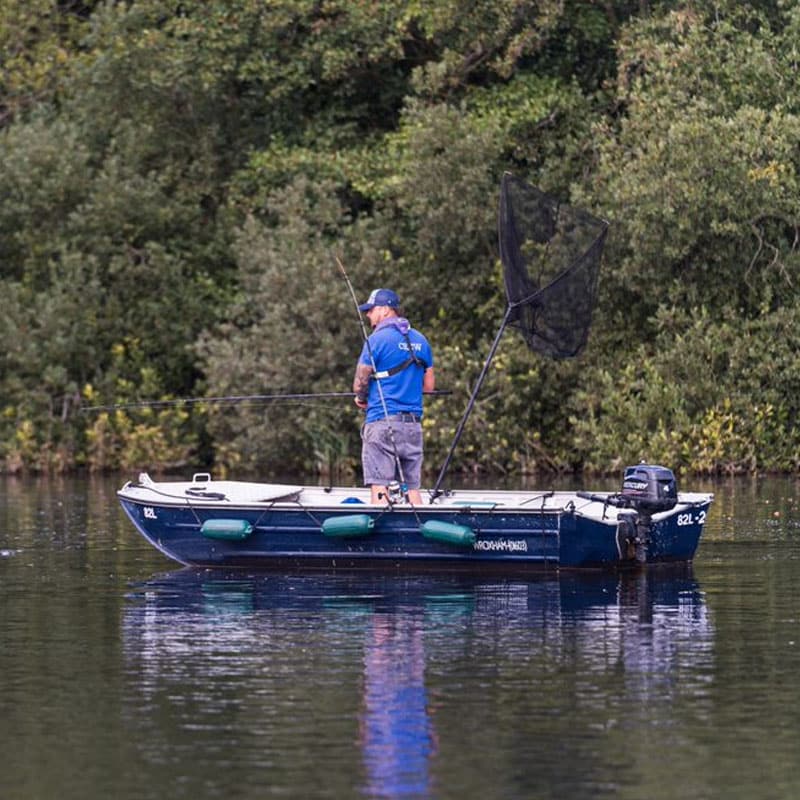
322, 514, 375, 538
200, 519, 254, 540
421, 520, 476, 547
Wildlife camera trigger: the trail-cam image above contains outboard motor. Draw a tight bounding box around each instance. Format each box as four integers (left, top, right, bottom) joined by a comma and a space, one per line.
616, 464, 677, 564
619, 464, 677, 514
579, 464, 679, 565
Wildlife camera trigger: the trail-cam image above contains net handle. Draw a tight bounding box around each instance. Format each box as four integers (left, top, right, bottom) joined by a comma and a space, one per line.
429, 304, 514, 501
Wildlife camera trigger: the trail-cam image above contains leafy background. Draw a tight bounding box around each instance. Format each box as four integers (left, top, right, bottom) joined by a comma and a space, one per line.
2, 0, 798, 478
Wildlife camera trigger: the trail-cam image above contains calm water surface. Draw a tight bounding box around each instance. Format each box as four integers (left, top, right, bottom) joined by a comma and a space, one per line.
2, 474, 800, 800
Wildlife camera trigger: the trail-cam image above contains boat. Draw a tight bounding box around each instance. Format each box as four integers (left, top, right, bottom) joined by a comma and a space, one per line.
117, 463, 713, 571
116, 176, 714, 571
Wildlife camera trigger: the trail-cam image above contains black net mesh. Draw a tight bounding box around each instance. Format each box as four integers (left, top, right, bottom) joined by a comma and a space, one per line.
498, 173, 608, 359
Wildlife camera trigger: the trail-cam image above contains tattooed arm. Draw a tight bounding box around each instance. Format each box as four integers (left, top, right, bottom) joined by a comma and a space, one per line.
353, 363, 373, 409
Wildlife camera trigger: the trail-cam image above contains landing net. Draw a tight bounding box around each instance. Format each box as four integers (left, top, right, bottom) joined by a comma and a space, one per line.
498, 173, 608, 359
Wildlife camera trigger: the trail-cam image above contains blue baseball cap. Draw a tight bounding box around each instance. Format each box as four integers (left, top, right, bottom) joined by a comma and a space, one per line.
358, 288, 400, 312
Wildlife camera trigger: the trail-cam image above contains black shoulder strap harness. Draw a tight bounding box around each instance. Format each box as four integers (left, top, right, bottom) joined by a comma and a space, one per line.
372, 331, 429, 380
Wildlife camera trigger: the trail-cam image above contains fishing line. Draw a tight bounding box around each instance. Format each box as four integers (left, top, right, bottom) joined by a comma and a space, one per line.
81, 391, 365, 412
82, 390, 450, 413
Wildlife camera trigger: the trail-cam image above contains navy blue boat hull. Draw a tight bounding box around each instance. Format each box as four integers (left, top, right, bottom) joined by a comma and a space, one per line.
118, 493, 712, 572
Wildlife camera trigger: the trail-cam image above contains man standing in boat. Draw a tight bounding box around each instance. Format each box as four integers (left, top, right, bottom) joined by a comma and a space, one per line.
353, 288, 435, 506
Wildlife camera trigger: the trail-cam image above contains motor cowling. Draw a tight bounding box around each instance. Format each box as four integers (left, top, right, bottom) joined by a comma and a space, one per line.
619, 464, 677, 514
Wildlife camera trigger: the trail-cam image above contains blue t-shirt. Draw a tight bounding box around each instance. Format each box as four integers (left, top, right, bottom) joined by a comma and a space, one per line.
359, 318, 433, 423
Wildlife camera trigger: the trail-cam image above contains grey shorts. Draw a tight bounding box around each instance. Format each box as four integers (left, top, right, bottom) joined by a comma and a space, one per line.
361, 418, 424, 488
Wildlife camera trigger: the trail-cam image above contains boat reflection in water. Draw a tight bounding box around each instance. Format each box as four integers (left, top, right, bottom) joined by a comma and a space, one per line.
123, 567, 713, 796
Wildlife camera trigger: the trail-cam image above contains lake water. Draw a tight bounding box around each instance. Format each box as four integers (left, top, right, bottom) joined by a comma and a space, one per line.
2, 473, 800, 800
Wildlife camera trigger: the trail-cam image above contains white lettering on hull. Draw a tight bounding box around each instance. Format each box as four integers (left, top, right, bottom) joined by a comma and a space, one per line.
473, 538, 528, 553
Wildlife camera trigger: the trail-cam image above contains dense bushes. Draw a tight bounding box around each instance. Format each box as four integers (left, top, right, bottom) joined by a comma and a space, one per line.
570, 305, 800, 474
1, 1, 799, 477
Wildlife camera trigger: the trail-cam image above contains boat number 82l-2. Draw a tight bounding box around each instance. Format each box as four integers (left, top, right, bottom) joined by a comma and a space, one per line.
677, 511, 706, 526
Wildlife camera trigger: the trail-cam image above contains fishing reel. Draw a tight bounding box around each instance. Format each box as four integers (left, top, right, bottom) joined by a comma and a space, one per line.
387, 481, 404, 503
378, 481, 407, 505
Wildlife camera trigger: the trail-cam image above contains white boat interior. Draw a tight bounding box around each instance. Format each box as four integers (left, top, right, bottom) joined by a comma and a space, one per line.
119, 472, 712, 522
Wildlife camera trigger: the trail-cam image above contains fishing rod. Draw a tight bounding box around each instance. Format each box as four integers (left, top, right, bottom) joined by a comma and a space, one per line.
83, 389, 450, 413
334, 254, 411, 505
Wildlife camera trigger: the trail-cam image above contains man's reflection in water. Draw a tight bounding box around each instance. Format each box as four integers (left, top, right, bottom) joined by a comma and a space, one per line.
360, 613, 435, 799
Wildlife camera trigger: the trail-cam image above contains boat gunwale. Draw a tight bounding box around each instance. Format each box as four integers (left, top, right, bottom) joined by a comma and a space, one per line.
117, 483, 714, 527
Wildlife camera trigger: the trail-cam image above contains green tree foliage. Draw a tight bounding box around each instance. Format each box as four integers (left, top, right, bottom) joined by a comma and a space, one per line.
0, 0, 96, 126
571, 305, 800, 474
582, 3, 800, 318
196, 177, 377, 477
570, 1, 800, 474
3, 1, 799, 477
188, 0, 616, 476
